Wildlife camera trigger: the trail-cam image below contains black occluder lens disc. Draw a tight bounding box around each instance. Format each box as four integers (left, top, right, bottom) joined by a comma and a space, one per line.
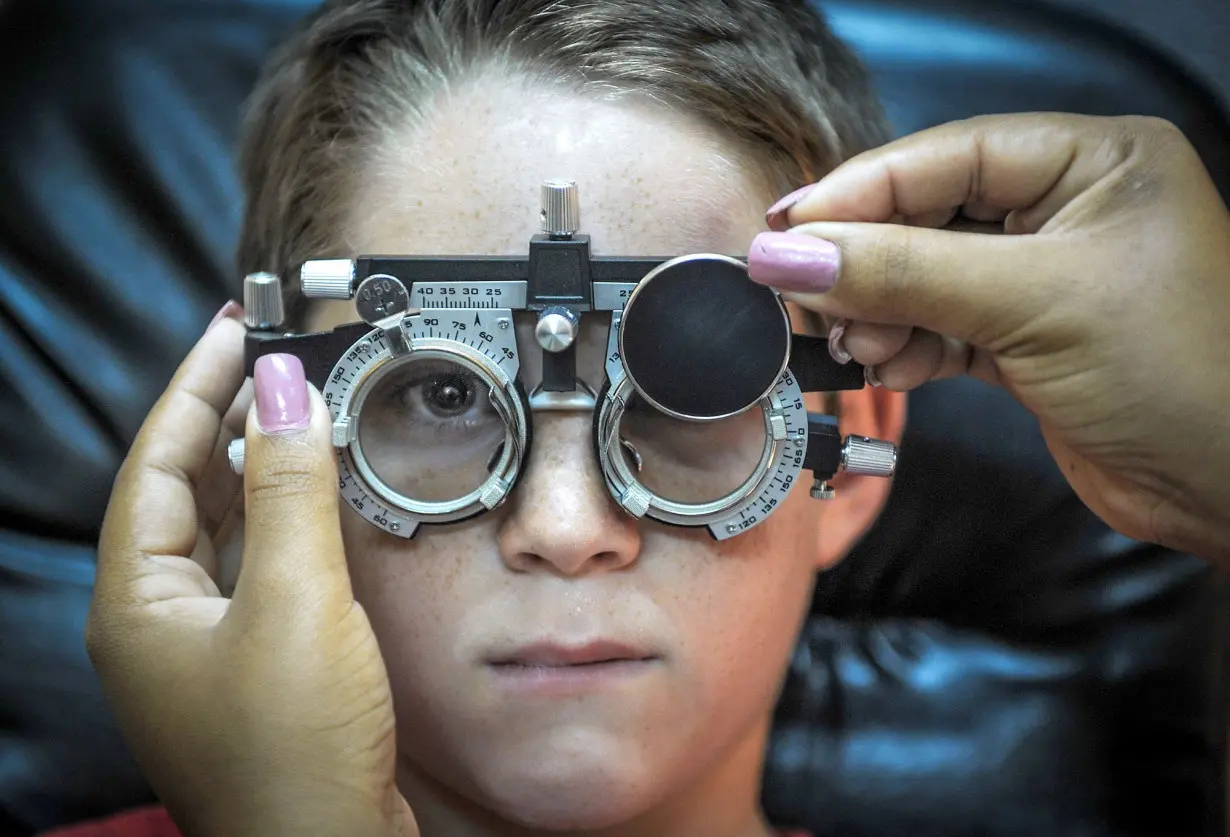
620, 256, 789, 419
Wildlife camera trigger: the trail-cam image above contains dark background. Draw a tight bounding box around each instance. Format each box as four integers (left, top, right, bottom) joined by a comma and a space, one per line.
1053, 0, 1229, 110
2, 0, 1229, 835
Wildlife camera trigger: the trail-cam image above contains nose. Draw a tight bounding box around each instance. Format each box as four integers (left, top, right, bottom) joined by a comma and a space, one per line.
497, 413, 641, 576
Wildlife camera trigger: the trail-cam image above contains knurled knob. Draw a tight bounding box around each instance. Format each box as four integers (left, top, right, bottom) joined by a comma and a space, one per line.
227, 437, 245, 475
809, 479, 837, 500
841, 436, 898, 477
243, 272, 285, 330
541, 180, 580, 236
300, 259, 356, 299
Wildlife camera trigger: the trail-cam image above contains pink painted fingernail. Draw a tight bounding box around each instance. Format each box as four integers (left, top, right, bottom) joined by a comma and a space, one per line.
207, 300, 244, 333
827, 320, 852, 365
765, 184, 817, 231
747, 231, 841, 292
864, 365, 882, 388
255, 354, 310, 434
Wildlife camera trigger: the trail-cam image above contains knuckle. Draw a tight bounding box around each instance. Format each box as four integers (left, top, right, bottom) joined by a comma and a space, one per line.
1117, 116, 1189, 170
248, 464, 323, 501
1125, 115, 1182, 141
1088, 118, 1190, 216
247, 448, 335, 506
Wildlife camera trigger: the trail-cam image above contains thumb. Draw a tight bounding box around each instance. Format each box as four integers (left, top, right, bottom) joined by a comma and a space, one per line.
748, 225, 1060, 350
230, 352, 350, 624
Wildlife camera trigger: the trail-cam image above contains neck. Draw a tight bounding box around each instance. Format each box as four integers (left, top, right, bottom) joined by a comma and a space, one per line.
398, 718, 777, 837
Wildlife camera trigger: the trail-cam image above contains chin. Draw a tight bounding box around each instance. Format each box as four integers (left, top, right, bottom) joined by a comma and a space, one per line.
465, 728, 667, 829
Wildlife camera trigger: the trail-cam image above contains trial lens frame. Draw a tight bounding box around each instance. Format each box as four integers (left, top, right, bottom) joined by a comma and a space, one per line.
228, 181, 897, 540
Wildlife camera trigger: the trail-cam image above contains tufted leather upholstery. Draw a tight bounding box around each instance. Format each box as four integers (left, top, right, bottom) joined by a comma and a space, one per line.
1, 1, 1226, 835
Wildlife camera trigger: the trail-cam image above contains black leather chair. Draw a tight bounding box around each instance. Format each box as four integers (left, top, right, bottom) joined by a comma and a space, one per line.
1, 1, 1226, 835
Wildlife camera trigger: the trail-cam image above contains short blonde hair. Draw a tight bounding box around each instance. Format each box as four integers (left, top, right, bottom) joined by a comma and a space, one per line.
236, 0, 889, 286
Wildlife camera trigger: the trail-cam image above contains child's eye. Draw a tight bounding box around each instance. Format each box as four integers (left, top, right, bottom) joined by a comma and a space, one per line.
375, 361, 499, 432
414, 372, 479, 419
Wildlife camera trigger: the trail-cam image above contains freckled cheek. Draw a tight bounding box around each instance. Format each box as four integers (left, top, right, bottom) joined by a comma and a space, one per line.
647, 518, 814, 671
337, 511, 489, 668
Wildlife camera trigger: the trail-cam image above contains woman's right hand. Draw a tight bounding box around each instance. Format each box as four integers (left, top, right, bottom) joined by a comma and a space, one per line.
86, 311, 416, 837
750, 114, 1230, 561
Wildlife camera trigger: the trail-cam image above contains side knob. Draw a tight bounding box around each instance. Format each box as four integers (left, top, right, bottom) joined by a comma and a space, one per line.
300, 259, 356, 299
841, 436, 898, 477
227, 438, 245, 475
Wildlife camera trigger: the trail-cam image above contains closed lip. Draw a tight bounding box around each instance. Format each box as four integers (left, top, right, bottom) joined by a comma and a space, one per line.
486, 640, 659, 667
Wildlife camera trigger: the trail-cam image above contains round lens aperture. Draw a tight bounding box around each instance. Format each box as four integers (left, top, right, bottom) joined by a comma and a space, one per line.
594, 363, 809, 539
617, 390, 768, 505
355, 354, 508, 504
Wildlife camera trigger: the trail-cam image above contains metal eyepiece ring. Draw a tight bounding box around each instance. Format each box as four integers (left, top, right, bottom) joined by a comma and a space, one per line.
595, 374, 783, 533
320, 312, 529, 539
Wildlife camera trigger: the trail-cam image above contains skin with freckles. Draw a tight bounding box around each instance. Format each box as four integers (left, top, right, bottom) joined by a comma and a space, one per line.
283, 72, 907, 837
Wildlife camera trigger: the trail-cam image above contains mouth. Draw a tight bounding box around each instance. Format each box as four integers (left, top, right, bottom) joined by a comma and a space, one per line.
487, 640, 660, 669
485, 640, 661, 695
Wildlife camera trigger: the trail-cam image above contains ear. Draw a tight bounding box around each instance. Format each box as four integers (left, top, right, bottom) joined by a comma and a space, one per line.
812, 383, 907, 570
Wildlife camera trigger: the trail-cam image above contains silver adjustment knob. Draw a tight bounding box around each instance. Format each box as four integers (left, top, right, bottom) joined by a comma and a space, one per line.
541, 180, 580, 237
535, 306, 580, 352
842, 436, 898, 477
243, 272, 284, 330
300, 259, 356, 299
227, 437, 245, 476
810, 479, 836, 500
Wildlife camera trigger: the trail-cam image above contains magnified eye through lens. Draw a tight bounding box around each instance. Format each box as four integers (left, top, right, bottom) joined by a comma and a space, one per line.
618, 392, 766, 504
420, 371, 477, 417
356, 355, 507, 503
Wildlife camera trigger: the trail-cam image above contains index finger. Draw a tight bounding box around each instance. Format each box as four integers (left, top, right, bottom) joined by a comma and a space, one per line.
95, 314, 246, 599
773, 113, 1153, 232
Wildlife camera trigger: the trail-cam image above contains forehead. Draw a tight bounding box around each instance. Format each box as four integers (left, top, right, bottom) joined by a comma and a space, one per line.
346, 73, 772, 257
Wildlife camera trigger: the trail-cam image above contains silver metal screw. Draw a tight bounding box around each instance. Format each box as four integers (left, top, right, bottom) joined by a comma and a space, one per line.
535, 306, 579, 352
810, 478, 836, 500
227, 438, 246, 475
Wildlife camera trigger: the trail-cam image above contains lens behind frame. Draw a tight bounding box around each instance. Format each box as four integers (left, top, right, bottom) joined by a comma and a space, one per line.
354, 353, 507, 504
617, 390, 768, 504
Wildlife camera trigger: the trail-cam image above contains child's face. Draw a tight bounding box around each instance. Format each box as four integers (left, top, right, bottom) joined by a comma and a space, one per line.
306, 75, 903, 831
